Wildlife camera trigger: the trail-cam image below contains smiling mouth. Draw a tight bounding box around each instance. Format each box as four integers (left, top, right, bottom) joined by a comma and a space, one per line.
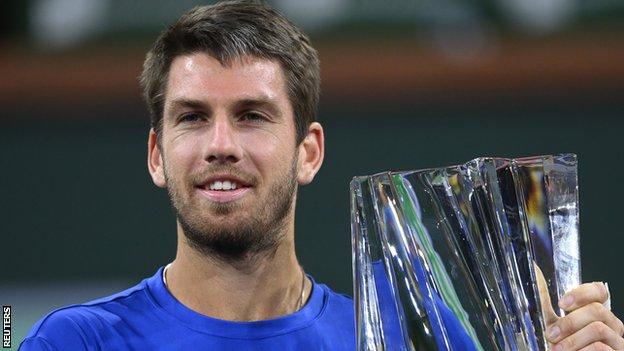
206, 179, 241, 191
196, 177, 252, 203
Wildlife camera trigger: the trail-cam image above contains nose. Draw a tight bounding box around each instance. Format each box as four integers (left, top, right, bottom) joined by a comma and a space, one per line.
204, 116, 242, 164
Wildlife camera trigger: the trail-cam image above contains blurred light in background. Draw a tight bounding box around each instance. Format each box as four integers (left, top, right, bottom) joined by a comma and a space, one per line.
498, 0, 575, 34
31, 0, 107, 49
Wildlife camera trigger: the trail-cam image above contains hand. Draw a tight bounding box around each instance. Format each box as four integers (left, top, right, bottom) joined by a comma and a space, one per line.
538, 274, 624, 350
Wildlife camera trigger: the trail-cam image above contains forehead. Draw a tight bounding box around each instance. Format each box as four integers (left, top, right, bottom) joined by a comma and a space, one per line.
165, 53, 291, 111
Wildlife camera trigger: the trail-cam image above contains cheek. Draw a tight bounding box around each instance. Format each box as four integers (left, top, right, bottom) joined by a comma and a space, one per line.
165, 135, 204, 174
244, 133, 290, 172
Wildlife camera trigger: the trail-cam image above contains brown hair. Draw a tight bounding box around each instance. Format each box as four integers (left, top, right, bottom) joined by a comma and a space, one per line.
139, 0, 320, 144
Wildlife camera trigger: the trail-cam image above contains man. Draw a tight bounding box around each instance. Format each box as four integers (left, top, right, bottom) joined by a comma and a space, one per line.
20, 1, 624, 350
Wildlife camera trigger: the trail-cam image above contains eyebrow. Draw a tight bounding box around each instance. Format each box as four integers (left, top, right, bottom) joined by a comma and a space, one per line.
166, 96, 283, 119
233, 98, 282, 119
166, 98, 210, 117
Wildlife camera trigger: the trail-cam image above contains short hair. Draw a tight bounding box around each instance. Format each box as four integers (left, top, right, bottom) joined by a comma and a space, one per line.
139, 0, 320, 144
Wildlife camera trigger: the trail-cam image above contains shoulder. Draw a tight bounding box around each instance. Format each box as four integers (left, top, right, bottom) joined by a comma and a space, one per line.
20, 306, 91, 351
321, 283, 353, 308
18, 336, 58, 351
316, 282, 354, 321
311, 282, 355, 349
20, 279, 151, 350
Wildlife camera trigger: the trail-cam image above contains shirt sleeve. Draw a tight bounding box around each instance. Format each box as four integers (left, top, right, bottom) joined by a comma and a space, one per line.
20, 308, 91, 351
19, 336, 58, 351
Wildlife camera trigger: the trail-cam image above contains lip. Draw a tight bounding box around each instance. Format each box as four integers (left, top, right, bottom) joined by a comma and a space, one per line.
197, 187, 251, 203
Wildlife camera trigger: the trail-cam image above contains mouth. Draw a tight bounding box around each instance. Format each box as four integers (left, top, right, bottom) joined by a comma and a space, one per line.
196, 175, 253, 204
206, 179, 242, 191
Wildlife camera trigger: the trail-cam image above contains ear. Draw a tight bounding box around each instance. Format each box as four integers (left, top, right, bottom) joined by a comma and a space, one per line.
297, 122, 324, 185
147, 129, 167, 188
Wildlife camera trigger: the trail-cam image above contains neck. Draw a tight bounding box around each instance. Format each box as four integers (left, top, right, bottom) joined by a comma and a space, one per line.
164, 221, 309, 321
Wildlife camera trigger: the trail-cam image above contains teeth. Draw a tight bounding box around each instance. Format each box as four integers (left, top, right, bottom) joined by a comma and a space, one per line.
208, 180, 239, 191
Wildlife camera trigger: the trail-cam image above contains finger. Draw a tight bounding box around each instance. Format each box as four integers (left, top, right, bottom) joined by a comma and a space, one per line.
552, 321, 624, 351
578, 342, 614, 351
547, 302, 624, 344
535, 263, 559, 325
560, 282, 610, 312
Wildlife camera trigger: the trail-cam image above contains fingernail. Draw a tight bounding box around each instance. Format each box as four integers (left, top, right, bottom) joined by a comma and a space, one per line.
552, 344, 562, 351
560, 294, 574, 308
604, 282, 612, 310
547, 326, 560, 341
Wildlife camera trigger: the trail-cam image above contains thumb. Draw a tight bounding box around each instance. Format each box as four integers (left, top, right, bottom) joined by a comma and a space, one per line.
535, 263, 559, 326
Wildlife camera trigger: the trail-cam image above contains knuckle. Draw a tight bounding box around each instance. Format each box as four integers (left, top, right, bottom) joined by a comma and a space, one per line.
589, 321, 608, 339
559, 336, 575, 350
617, 318, 624, 336
588, 341, 609, 351
558, 317, 572, 334
587, 342, 600, 351
589, 302, 607, 319
593, 281, 609, 302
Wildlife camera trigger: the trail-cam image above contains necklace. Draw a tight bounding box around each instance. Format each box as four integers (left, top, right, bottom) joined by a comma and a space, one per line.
162, 263, 308, 311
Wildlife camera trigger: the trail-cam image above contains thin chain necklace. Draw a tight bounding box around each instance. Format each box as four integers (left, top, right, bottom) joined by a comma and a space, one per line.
162, 263, 307, 312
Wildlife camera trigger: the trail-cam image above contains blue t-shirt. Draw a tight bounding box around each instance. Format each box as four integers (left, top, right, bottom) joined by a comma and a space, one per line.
20, 267, 356, 350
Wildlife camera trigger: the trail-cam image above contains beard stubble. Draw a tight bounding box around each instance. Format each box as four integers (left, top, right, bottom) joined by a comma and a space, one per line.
164, 155, 298, 263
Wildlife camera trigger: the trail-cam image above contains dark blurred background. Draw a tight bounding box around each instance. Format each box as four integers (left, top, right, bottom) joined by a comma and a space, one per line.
1, 0, 623, 348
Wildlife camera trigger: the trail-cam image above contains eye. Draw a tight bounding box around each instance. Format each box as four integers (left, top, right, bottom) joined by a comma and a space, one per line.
239, 112, 266, 123
178, 113, 205, 123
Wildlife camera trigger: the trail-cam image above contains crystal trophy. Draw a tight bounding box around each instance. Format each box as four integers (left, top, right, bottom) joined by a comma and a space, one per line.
351, 154, 580, 351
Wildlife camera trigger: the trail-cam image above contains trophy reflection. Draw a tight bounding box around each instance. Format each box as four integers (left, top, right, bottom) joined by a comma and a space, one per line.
351, 154, 580, 350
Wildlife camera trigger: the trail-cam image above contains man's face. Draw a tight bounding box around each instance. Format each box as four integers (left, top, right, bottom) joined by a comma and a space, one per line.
149, 53, 304, 259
